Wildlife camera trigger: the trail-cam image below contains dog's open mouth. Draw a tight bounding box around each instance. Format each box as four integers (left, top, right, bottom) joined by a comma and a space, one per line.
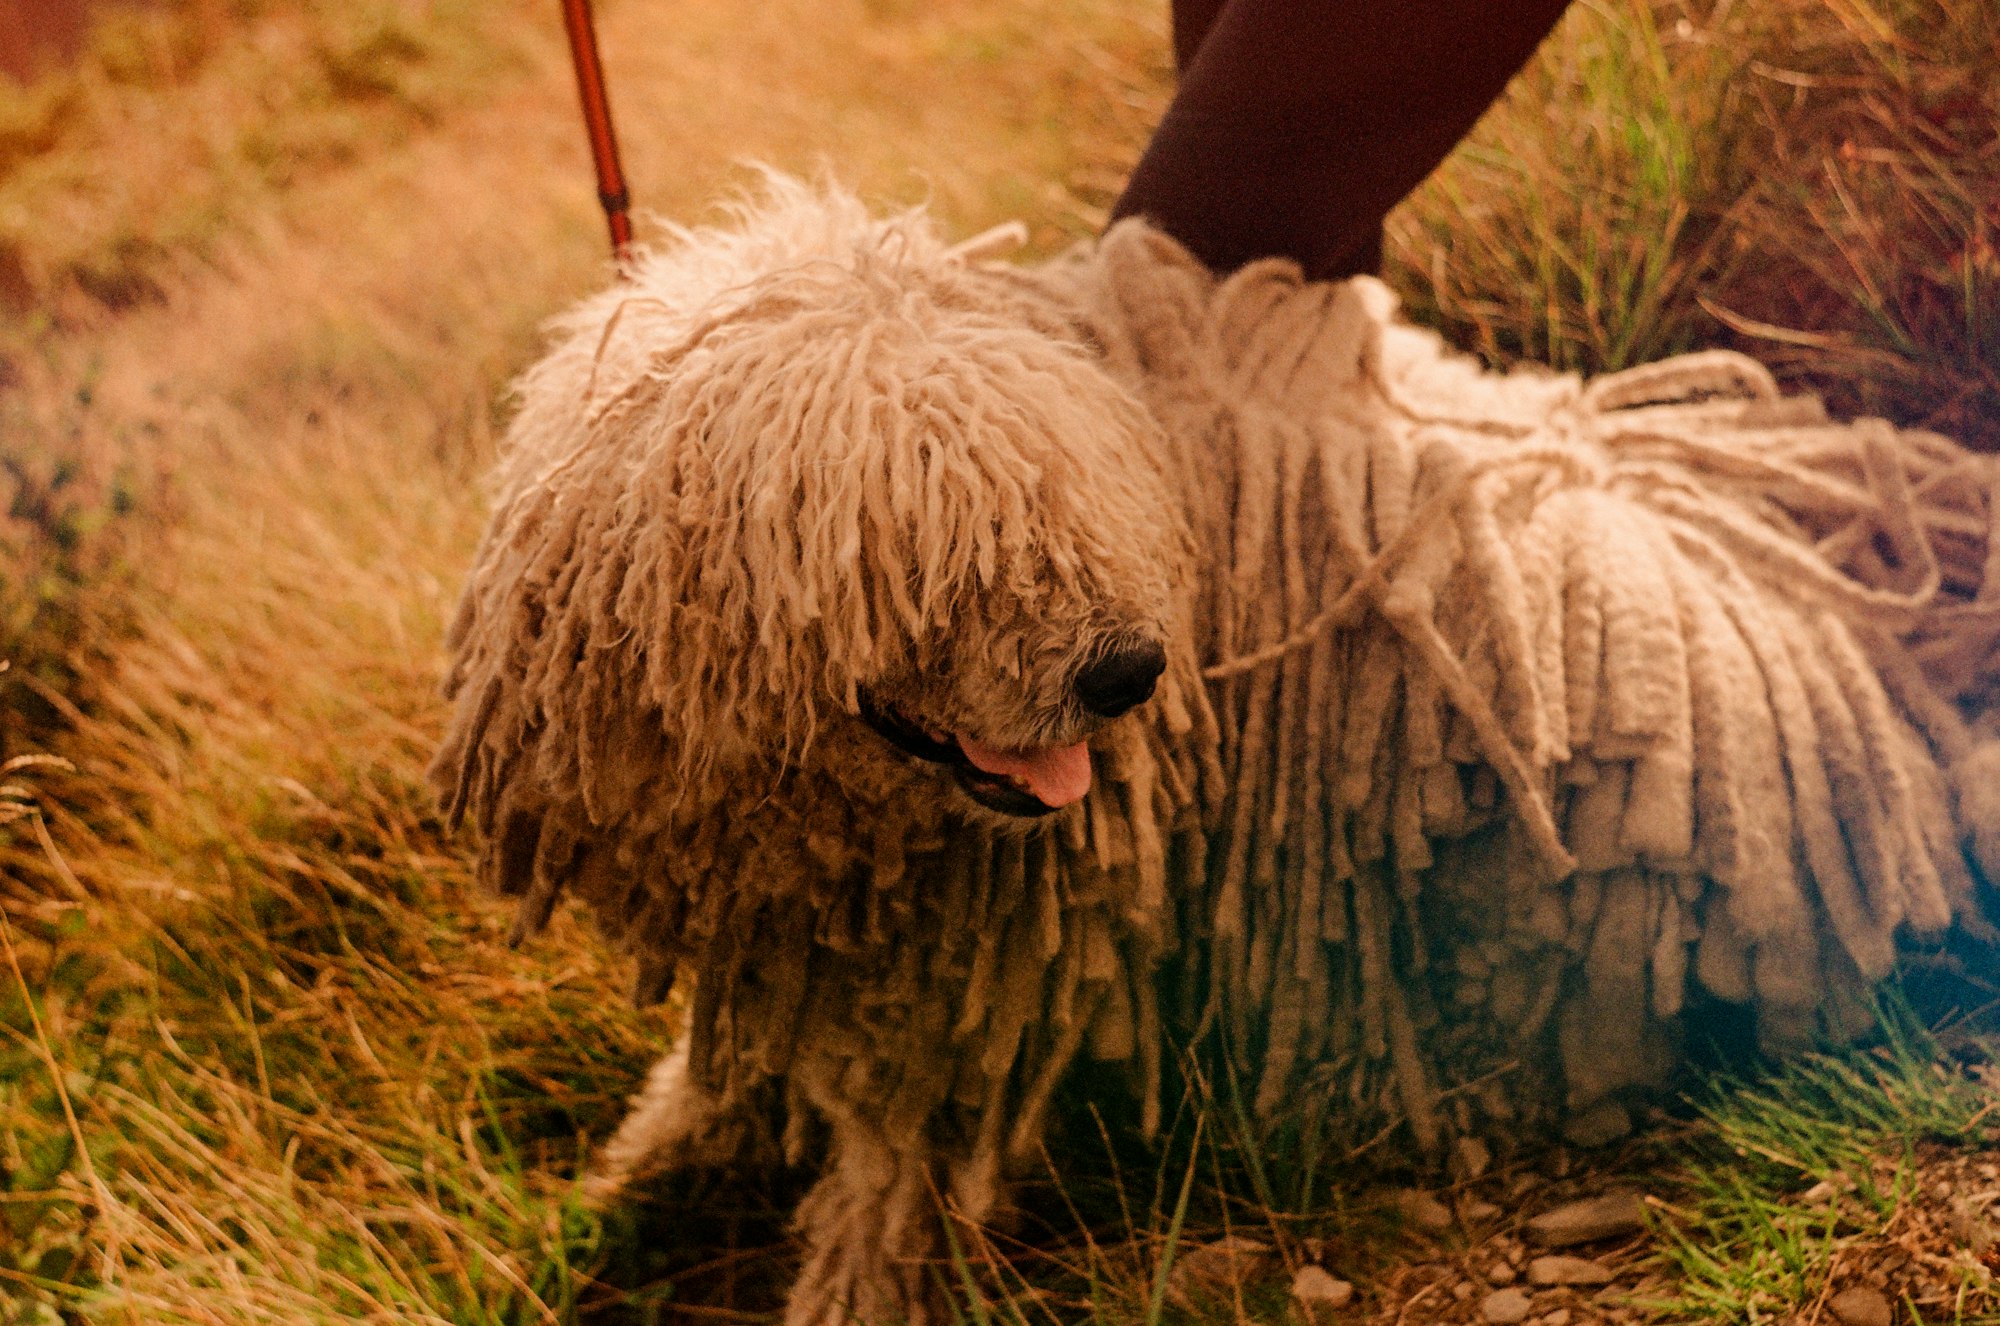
858, 692, 1090, 817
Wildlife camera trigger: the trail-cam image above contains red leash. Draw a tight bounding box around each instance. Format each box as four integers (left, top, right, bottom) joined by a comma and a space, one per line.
559, 0, 634, 263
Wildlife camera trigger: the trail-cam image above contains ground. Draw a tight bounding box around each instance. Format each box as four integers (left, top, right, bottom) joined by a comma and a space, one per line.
0, 0, 1995, 1322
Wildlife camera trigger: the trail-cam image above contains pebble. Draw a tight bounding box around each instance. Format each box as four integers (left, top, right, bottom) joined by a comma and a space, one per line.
1952, 1195, 1995, 1241
1454, 1135, 1494, 1180
1167, 1235, 1271, 1302
1828, 1287, 1892, 1326
1541, 1312, 1572, 1326
1800, 1180, 1839, 1204
1525, 1191, 1648, 1247
1481, 1288, 1534, 1324
1527, 1255, 1614, 1287
1465, 1198, 1503, 1224
1486, 1261, 1519, 1286
1560, 1101, 1633, 1149
1395, 1189, 1456, 1232
1289, 1265, 1354, 1318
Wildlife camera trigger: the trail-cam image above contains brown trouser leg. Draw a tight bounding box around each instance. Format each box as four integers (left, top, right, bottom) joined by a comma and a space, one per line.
1116, 0, 1573, 281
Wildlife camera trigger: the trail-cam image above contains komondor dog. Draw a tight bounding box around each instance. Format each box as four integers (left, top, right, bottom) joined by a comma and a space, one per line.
433, 177, 2000, 1325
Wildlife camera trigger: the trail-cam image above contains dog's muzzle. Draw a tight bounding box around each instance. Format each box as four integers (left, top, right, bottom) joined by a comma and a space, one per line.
857, 691, 1072, 818
855, 640, 1163, 817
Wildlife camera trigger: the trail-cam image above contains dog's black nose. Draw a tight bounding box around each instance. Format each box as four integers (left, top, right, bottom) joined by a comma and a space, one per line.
1075, 640, 1167, 718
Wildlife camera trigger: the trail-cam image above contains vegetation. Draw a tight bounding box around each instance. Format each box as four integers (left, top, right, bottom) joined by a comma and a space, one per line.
1652, 1002, 2000, 1324
0, 0, 1993, 1321
1389, 0, 2000, 444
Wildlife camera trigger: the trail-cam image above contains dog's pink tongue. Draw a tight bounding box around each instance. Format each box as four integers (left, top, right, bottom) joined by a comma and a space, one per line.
957, 737, 1093, 808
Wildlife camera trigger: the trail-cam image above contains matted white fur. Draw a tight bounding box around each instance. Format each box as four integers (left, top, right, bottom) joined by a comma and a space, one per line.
435, 177, 2000, 1326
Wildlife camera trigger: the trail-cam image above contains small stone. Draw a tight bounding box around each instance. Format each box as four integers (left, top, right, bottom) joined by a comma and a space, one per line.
1465, 1199, 1503, 1224
1454, 1282, 1476, 1300
1454, 1135, 1494, 1180
1525, 1191, 1648, 1248
1395, 1189, 1456, 1232
1167, 1236, 1272, 1303
1800, 1180, 1839, 1204
1289, 1265, 1354, 1318
1481, 1287, 1533, 1324
1541, 1312, 1572, 1326
1827, 1286, 1892, 1326
1527, 1255, 1615, 1288
1487, 1261, 1519, 1286
1561, 1101, 1633, 1149
1951, 1196, 1995, 1254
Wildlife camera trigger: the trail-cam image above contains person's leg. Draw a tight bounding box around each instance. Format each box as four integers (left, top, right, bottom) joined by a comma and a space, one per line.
1171, 0, 1227, 72
1120, 0, 1572, 281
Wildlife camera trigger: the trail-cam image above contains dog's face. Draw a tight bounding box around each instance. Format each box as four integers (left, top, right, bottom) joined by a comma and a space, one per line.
727, 258, 1186, 825
478, 229, 1190, 831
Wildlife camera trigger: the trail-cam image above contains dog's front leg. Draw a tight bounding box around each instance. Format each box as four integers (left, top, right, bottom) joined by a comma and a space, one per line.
785, 1124, 942, 1326
783, 1069, 1000, 1326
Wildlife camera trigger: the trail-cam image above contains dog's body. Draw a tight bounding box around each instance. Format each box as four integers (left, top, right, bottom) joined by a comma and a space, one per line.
435, 180, 1999, 1325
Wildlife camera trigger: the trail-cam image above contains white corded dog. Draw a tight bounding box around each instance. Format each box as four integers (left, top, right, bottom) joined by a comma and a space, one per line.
435, 177, 2000, 1326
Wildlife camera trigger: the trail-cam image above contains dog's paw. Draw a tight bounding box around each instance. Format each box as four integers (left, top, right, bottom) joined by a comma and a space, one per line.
585, 1042, 742, 1204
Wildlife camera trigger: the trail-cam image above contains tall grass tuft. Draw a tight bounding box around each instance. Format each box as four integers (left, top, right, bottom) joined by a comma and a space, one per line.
1650, 996, 1999, 1323
1390, 0, 2000, 445
0, 362, 157, 752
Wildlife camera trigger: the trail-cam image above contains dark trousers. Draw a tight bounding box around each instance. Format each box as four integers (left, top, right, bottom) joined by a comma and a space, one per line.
1112, 0, 1573, 281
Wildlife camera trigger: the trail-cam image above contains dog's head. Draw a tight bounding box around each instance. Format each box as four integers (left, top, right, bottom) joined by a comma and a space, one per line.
438, 181, 1191, 837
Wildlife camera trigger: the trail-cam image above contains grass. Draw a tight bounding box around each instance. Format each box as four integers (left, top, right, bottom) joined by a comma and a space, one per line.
0, 0, 527, 316
931, 1068, 1459, 1326
1387, 0, 2000, 444
0, 0, 1993, 1321
914, 1002, 2000, 1326
1650, 999, 2000, 1324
